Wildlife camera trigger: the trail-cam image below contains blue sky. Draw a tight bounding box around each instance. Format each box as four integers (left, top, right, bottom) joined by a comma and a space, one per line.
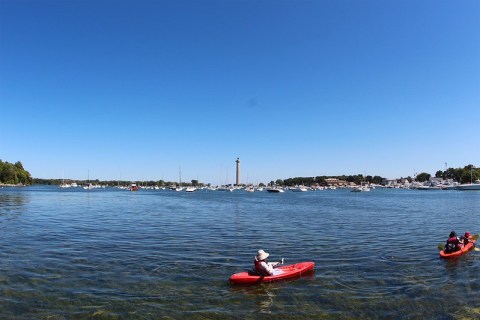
1, 0, 479, 185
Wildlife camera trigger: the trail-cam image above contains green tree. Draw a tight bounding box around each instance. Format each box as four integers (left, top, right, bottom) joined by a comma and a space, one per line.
416, 172, 431, 182
372, 176, 383, 184
0, 160, 32, 185
460, 165, 478, 184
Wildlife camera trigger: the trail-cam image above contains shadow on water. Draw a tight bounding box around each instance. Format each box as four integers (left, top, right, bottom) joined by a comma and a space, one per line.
0, 192, 30, 218
229, 272, 316, 314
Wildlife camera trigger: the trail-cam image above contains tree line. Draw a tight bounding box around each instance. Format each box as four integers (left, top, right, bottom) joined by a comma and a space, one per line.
270, 174, 384, 187
0, 160, 33, 185
3, 160, 478, 187
32, 178, 211, 188
416, 164, 479, 183
275, 164, 479, 186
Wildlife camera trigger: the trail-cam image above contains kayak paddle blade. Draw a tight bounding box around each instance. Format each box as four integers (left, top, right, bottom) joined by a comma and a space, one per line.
437, 244, 444, 251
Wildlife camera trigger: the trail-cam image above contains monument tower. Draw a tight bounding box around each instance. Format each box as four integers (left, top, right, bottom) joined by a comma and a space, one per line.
235, 158, 240, 186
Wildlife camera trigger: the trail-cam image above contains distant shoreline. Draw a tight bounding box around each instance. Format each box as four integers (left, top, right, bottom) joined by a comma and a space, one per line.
0, 183, 25, 187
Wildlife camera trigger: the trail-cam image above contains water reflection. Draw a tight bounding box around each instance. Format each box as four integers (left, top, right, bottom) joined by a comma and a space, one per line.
0, 192, 29, 218
230, 272, 316, 313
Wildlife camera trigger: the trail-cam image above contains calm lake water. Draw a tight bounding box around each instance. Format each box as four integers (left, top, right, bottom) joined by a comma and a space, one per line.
1, 186, 479, 319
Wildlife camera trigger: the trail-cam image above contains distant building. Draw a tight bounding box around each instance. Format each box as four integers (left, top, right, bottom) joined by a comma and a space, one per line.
325, 178, 347, 186
429, 177, 443, 184
382, 179, 398, 187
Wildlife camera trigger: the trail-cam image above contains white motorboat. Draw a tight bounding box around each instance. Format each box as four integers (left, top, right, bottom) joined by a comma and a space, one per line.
290, 186, 308, 192
456, 180, 480, 190
130, 183, 139, 191
83, 183, 94, 190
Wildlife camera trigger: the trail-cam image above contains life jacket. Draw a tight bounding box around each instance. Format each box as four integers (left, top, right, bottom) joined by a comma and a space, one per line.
460, 236, 469, 246
445, 236, 461, 253
254, 259, 270, 276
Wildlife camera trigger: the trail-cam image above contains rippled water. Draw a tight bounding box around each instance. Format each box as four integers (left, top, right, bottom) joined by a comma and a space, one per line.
1, 186, 479, 319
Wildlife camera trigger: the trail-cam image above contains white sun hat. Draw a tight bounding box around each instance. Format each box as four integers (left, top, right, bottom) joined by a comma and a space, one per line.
256, 249, 269, 261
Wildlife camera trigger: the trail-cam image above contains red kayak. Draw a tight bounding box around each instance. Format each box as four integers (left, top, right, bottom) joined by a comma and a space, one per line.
229, 261, 315, 285
440, 240, 476, 259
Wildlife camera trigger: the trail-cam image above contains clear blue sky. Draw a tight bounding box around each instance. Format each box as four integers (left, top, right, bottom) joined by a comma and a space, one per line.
1, 0, 479, 185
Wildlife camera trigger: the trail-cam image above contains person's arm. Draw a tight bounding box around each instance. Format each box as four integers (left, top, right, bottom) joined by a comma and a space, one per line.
260, 261, 275, 275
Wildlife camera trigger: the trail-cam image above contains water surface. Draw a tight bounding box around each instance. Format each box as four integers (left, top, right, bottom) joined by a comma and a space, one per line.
1, 186, 479, 319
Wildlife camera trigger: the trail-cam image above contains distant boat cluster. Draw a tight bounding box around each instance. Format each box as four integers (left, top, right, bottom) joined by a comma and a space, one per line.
55, 180, 480, 192
386, 179, 480, 191
408, 180, 480, 191
59, 182, 107, 190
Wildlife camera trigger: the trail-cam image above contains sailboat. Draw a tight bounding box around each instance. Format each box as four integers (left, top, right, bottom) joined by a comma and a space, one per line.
456, 166, 480, 190
83, 170, 94, 190
175, 166, 183, 192
59, 170, 71, 188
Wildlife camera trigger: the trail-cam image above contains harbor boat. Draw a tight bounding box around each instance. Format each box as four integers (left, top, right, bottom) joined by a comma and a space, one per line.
456, 166, 480, 190
185, 186, 196, 192
229, 261, 315, 285
175, 166, 183, 191
351, 185, 371, 192
416, 185, 441, 190
59, 171, 70, 188
456, 180, 480, 190
83, 171, 94, 190
290, 186, 308, 192
83, 183, 94, 190
267, 187, 284, 193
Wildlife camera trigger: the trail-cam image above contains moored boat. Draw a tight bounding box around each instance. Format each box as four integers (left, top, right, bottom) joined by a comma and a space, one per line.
229, 261, 315, 285
456, 180, 480, 190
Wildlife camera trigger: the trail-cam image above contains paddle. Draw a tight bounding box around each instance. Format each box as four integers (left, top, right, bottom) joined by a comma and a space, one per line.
473, 234, 480, 251
272, 258, 285, 267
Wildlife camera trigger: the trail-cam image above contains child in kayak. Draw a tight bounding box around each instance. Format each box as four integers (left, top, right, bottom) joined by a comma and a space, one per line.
254, 250, 283, 276
444, 231, 463, 253
460, 232, 473, 246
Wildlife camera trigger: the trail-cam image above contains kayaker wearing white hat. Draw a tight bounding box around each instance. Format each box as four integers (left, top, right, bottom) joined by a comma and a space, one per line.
254, 249, 284, 276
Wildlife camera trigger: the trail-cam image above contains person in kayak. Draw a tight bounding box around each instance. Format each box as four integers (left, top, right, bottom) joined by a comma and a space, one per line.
460, 232, 473, 246
444, 231, 463, 253
254, 250, 283, 276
